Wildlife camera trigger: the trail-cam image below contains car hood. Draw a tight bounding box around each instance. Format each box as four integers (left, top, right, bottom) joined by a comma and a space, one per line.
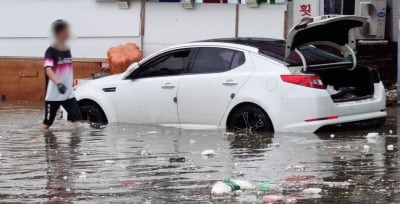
285, 15, 366, 61
79, 74, 123, 89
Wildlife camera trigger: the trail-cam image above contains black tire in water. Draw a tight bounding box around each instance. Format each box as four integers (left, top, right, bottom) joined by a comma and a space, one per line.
80, 102, 108, 125
227, 105, 273, 133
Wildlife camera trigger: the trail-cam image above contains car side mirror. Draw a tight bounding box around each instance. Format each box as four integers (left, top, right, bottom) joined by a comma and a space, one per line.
122, 62, 140, 79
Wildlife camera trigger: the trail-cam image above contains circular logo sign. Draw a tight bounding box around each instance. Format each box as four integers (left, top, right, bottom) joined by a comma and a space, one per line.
377, 11, 386, 18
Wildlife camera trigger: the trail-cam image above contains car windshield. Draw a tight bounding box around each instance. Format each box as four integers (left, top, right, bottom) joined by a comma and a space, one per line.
256, 41, 347, 66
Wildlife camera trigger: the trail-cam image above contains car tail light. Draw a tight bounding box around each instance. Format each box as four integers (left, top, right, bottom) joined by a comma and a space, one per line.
280, 75, 324, 89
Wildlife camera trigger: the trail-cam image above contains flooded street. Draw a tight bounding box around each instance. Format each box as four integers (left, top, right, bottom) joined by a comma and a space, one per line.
0, 101, 400, 203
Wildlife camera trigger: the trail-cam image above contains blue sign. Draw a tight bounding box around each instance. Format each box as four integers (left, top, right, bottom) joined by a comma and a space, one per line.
377, 11, 386, 18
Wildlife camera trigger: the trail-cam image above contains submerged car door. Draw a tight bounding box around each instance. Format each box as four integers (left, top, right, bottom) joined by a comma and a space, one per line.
114, 49, 192, 124
177, 47, 253, 127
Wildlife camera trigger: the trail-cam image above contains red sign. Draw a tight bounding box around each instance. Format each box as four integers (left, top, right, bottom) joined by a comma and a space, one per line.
300, 4, 312, 16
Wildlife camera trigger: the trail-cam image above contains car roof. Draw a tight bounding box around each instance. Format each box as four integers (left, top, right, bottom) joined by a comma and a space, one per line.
172, 38, 285, 53
199, 37, 285, 47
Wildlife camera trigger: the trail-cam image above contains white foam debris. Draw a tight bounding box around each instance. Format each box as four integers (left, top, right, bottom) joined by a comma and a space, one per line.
147, 131, 158, 134
211, 181, 231, 196
201, 149, 216, 156
66, 188, 71, 192
79, 172, 87, 180
330, 134, 335, 138
140, 150, 149, 157
302, 188, 322, 194
189, 139, 197, 145
389, 130, 393, 134
366, 133, 379, 137
268, 143, 280, 148
224, 132, 235, 136
104, 160, 116, 164
233, 170, 244, 177
286, 165, 306, 172
63, 176, 68, 180
387, 145, 394, 151
363, 145, 370, 152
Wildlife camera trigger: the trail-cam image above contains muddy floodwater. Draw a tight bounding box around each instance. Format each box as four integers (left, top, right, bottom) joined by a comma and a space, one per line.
0, 101, 399, 203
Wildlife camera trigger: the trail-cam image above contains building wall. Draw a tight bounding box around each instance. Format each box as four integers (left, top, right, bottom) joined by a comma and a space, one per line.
143, 2, 286, 56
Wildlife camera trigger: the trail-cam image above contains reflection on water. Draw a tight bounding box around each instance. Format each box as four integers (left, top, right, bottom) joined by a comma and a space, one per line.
0, 101, 399, 203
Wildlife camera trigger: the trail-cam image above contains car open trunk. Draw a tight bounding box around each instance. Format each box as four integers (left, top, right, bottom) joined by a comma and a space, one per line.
284, 15, 379, 103
306, 65, 377, 102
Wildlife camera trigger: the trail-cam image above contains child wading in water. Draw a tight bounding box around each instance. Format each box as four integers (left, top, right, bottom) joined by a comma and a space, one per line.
40, 20, 82, 130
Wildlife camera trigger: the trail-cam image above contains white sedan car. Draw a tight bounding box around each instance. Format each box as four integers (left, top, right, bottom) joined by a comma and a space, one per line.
73, 16, 386, 133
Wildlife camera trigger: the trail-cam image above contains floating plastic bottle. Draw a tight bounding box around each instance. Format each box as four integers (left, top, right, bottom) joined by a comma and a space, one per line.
257, 182, 287, 195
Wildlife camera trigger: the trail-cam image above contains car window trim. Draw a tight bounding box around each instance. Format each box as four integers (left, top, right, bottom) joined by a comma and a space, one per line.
128, 48, 193, 80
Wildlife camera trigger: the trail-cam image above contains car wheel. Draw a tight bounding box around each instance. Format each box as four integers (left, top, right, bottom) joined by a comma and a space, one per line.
227, 105, 273, 133
80, 103, 108, 126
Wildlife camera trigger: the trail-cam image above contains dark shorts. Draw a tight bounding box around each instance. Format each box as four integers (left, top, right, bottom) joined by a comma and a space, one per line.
43, 98, 82, 126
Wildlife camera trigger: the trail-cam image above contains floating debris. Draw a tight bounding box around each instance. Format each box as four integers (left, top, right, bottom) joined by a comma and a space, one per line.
201, 149, 216, 156
189, 139, 197, 145
140, 150, 149, 157
286, 165, 306, 172
263, 195, 283, 203
79, 172, 87, 180
232, 170, 244, 177
147, 131, 158, 134
104, 160, 116, 164
387, 145, 394, 151
63, 176, 68, 180
366, 132, 379, 137
121, 180, 136, 185
268, 143, 280, 148
211, 181, 232, 196
330, 134, 335, 139
211, 179, 255, 196
363, 145, 370, 152
302, 188, 322, 194
224, 132, 235, 136
169, 157, 185, 163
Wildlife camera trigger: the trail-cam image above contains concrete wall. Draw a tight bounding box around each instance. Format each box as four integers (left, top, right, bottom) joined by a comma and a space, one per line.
0, 0, 142, 59
143, 2, 286, 56
0, 1, 287, 59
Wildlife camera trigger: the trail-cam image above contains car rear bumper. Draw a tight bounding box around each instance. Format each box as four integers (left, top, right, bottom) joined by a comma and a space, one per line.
276, 111, 386, 133
269, 83, 386, 133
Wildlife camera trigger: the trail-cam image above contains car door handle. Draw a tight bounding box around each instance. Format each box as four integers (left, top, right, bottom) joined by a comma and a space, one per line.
161, 83, 176, 89
222, 79, 238, 86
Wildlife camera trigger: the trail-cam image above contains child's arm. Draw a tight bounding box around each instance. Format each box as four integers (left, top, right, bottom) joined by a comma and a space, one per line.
45, 67, 67, 94
45, 67, 61, 84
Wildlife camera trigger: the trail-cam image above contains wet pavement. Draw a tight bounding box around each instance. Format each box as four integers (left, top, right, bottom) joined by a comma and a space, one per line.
0, 101, 399, 203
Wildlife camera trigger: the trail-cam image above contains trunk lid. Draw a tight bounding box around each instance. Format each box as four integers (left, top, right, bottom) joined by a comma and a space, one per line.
285, 16, 366, 65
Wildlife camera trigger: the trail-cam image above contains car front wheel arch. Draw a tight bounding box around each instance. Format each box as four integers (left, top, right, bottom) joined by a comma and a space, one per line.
226, 102, 274, 133
78, 99, 108, 125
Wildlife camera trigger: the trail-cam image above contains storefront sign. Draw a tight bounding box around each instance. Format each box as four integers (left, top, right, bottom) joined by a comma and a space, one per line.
293, 0, 321, 24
